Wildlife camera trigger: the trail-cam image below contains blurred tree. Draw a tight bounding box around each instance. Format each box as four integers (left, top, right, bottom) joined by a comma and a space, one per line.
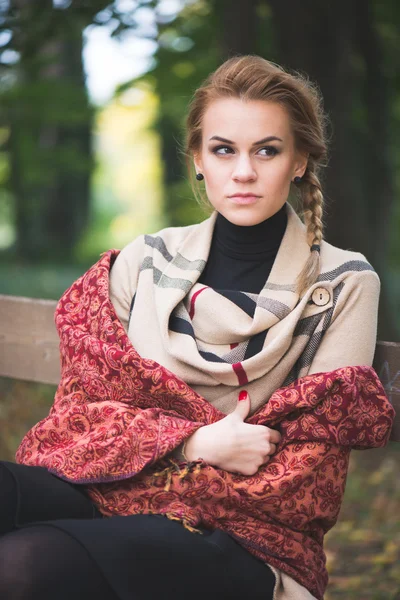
152, 1, 221, 226
214, 0, 260, 56
111, 1, 223, 226
0, 0, 109, 262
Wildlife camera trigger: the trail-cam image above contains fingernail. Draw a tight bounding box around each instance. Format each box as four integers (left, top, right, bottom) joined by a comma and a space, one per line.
239, 391, 248, 401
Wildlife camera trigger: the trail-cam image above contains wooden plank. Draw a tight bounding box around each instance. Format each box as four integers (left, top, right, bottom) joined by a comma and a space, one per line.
373, 341, 400, 442
0, 294, 60, 385
0, 295, 399, 441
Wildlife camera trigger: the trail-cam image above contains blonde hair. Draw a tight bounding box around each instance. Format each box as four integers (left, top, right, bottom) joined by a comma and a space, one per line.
183, 54, 330, 298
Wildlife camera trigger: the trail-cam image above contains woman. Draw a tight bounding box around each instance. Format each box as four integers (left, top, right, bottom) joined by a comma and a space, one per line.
0, 55, 394, 600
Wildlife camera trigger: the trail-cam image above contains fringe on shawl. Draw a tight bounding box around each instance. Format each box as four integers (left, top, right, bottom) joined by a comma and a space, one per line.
151, 457, 205, 534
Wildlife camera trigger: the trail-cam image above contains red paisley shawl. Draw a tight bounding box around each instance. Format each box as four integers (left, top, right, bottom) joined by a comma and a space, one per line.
15, 249, 395, 600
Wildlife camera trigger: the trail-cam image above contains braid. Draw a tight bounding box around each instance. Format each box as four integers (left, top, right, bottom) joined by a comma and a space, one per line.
295, 168, 325, 298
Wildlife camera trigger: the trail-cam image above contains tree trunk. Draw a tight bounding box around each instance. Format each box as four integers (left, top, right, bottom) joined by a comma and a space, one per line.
6, 0, 93, 262
268, 0, 398, 340
215, 0, 260, 57
351, 0, 398, 339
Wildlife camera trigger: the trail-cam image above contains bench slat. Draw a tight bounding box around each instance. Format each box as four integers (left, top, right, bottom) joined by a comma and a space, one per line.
1, 294, 399, 441
0, 294, 60, 385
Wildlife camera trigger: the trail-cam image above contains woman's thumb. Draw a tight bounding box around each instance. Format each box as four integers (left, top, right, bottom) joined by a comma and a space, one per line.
234, 390, 250, 420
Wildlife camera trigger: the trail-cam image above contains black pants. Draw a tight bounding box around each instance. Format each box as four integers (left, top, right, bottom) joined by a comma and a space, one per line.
0, 461, 277, 600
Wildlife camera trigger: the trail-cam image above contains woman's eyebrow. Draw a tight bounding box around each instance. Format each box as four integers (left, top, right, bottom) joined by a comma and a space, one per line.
209, 135, 283, 145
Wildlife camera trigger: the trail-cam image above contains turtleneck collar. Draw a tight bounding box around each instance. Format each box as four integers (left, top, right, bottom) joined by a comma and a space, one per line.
213, 203, 288, 259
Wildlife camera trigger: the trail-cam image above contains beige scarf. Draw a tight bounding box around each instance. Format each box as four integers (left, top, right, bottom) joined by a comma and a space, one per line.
110, 201, 379, 417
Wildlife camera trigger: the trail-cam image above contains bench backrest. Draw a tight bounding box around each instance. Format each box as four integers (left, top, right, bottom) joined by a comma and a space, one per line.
1, 293, 399, 441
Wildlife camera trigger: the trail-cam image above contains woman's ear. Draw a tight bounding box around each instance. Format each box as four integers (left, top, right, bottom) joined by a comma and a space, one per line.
294, 151, 309, 179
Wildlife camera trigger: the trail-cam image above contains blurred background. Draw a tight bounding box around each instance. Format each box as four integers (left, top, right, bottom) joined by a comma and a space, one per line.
0, 1, 399, 597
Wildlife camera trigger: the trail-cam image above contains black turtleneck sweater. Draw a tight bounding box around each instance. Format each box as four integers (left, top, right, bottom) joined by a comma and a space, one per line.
198, 204, 288, 294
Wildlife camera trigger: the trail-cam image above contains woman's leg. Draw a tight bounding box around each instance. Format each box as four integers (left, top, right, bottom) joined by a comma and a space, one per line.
28, 514, 277, 600
0, 525, 119, 600
0, 515, 276, 600
0, 461, 101, 536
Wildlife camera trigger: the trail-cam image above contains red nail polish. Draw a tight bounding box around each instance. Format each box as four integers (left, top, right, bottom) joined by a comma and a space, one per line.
239, 391, 248, 401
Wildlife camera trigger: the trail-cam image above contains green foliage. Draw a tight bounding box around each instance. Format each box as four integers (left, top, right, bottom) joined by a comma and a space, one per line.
0, 261, 85, 299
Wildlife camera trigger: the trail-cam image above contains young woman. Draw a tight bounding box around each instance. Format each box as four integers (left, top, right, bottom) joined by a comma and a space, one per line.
0, 55, 391, 600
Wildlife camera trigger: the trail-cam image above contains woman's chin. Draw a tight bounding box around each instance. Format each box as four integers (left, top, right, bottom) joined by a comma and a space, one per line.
220, 207, 274, 227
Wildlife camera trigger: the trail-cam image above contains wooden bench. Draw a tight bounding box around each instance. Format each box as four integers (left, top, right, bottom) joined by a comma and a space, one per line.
0, 293, 399, 441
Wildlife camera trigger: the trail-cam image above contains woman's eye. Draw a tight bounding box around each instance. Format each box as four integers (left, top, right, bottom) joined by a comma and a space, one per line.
259, 146, 279, 157
211, 145, 278, 157
212, 146, 232, 155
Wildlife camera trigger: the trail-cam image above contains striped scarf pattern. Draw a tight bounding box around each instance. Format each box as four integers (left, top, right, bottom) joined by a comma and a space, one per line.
123, 202, 377, 416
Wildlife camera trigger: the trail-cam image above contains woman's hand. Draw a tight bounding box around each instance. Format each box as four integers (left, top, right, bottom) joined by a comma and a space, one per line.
184, 391, 281, 475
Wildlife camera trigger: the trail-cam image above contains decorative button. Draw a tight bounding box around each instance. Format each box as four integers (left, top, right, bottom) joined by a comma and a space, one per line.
312, 287, 330, 306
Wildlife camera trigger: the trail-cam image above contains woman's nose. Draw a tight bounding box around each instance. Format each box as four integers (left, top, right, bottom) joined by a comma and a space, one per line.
232, 156, 257, 180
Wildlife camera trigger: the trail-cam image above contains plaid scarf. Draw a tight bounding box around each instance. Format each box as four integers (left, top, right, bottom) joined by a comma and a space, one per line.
15, 249, 395, 600
112, 202, 380, 420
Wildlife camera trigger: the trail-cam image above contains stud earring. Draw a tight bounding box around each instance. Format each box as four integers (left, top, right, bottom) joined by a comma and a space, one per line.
293, 176, 302, 184
196, 173, 204, 181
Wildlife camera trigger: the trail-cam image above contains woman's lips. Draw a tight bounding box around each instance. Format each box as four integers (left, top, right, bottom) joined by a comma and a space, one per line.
229, 195, 260, 204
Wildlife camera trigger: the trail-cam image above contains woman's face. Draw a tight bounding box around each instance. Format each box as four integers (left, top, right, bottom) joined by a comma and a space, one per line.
193, 97, 308, 226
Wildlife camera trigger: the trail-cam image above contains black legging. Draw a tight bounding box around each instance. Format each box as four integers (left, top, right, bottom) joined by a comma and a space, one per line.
0, 461, 277, 600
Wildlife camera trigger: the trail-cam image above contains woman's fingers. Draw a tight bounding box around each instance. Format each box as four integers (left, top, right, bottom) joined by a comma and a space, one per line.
260, 443, 276, 463
264, 427, 281, 444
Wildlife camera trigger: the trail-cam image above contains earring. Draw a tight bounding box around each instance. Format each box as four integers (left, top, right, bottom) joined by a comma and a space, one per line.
196, 173, 204, 181
293, 176, 302, 184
